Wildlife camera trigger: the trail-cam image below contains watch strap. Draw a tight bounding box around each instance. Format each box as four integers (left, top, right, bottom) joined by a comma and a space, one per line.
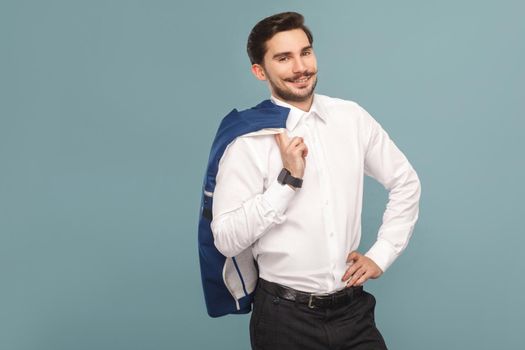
278, 168, 303, 188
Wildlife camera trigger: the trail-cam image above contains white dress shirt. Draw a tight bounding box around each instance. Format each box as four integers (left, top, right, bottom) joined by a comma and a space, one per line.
211, 93, 421, 294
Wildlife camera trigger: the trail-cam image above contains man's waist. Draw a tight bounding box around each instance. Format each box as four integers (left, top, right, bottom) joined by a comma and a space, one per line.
256, 277, 363, 309
257, 271, 348, 294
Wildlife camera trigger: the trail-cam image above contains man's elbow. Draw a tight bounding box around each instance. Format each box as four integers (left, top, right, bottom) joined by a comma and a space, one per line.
210, 220, 240, 258
393, 166, 421, 206
213, 238, 237, 258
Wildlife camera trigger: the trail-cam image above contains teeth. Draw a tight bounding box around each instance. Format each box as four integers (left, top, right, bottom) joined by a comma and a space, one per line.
292, 77, 309, 83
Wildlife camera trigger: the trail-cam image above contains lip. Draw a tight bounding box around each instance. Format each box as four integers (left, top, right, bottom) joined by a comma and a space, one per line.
286, 74, 312, 88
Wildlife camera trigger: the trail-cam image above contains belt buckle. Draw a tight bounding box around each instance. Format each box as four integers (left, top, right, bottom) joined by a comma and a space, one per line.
308, 294, 315, 309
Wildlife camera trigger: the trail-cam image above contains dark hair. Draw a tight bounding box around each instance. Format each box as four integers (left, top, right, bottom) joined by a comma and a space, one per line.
247, 12, 314, 65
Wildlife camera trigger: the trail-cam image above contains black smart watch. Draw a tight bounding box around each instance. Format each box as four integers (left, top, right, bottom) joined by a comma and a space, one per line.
277, 168, 303, 189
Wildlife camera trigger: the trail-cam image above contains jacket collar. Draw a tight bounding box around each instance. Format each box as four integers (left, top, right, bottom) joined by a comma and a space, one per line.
270, 93, 327, 132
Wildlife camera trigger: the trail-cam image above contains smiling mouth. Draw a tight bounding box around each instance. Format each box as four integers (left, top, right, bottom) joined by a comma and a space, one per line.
285, 74, 313, 86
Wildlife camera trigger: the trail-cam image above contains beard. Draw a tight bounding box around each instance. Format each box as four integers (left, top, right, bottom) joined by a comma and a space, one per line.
265, 69, 318, 102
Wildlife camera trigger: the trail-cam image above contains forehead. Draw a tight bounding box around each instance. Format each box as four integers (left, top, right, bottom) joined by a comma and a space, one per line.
264, 28, 311, 55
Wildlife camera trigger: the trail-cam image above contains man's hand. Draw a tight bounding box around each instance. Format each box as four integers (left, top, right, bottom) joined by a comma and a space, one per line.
274, 132, 308, 179
342, 251, 383, 287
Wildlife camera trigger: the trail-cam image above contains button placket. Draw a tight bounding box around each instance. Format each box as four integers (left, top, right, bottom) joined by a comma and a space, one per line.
310, 117, 339, 288
303, 112, 340, 292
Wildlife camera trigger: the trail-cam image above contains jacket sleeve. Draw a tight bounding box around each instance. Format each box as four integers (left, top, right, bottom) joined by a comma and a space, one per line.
211, 136, 297, 258
359, 105, 422, 273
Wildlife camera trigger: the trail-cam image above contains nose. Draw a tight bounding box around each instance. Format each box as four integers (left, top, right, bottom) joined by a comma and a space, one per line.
292, 57, 307, 74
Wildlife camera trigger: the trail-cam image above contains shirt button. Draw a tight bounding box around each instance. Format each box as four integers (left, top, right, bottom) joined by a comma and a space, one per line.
329, 232, 334, 237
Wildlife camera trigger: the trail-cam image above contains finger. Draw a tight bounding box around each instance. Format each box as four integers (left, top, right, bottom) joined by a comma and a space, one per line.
353, 271, 372, 287
287, 136, 304, 150
342, 271, 352, 285
346, 267, 366, 287
299, 143, 308, 157
279, 131, 290, 144
342, 262, 361, 281
276, 135, 301, 155
274, 135, 281, 154
276, 132, 290, 147
275, 132, 291, 145
274, 133, 290, 155
293, 143, 308, 157
342, 259, 360, 281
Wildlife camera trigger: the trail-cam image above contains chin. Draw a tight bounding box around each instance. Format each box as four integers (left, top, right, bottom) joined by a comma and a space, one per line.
292, 87, 315, 99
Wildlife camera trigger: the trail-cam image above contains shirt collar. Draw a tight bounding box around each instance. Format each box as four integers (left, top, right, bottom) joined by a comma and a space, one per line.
270, 93, 327, 131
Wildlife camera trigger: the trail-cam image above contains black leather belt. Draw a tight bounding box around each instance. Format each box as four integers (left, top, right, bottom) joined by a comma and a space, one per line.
257, 278, 363, 309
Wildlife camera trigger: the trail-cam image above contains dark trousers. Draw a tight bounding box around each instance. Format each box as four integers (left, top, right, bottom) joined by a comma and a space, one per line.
249, 279, 388, 350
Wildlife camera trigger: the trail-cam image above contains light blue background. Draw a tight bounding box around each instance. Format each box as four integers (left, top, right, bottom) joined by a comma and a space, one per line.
1, 1, 524, 349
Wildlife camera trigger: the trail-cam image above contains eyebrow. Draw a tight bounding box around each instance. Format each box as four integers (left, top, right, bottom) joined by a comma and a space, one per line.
272, 45, 313, 59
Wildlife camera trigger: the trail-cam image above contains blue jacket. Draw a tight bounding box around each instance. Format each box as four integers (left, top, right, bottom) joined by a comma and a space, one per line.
198, 99, 290, 317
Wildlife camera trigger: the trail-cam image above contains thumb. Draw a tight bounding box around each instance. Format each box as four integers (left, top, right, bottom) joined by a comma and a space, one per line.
346, 251, 360, 263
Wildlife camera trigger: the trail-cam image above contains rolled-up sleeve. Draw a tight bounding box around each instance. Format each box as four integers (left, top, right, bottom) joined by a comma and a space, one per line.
359, 105, 422, 273
211, 136, 297, 258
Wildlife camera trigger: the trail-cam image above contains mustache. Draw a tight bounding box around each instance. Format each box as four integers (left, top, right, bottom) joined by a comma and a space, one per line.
285, 71, 316, 81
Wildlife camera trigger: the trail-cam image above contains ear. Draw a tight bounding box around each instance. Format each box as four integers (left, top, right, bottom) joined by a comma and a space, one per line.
251, 64, 267, 81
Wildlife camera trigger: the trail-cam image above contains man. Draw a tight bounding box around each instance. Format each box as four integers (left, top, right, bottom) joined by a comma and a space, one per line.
210, 11, 421, 350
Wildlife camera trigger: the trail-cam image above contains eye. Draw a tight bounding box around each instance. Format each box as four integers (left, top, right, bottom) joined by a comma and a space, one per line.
301, 50, 311, 56
278, 56, 289, 62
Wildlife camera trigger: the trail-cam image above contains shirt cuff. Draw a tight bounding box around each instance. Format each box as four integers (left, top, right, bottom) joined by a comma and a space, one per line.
364, 239, 399, 273
261, 178, 297, 215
